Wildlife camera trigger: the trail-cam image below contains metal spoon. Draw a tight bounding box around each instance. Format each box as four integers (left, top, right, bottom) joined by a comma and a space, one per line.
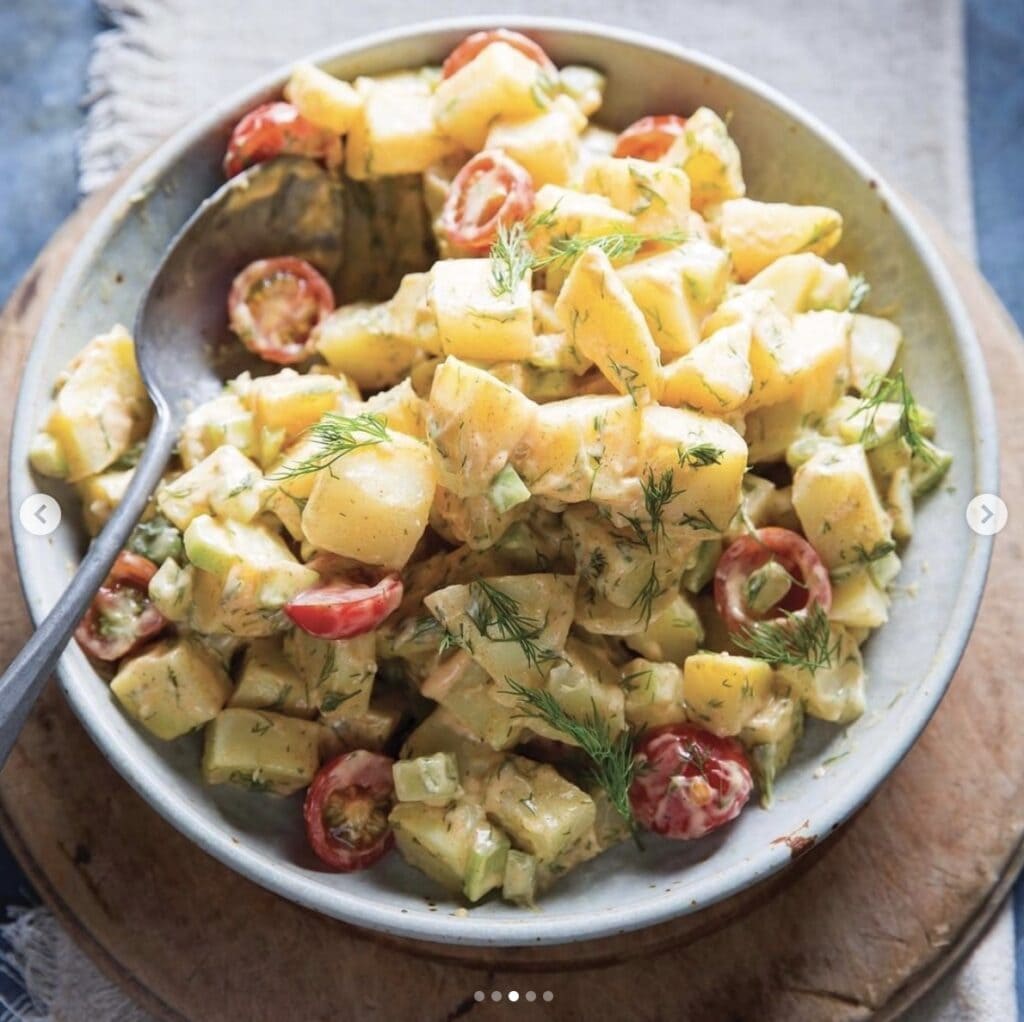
0, 156, 344, 766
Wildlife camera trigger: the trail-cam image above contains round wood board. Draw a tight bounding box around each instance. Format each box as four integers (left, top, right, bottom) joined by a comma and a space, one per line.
0, 182, 1020, 1021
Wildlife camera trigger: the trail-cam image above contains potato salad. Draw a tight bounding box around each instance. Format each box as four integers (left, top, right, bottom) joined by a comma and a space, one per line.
30, 29, 952, 906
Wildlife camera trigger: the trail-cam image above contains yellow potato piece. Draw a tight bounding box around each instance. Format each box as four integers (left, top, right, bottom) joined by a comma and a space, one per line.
661, 321, 753, 413
683, 652, 774, 736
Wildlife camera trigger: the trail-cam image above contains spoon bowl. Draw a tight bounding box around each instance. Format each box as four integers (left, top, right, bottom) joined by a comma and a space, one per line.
0, 156, 344, 767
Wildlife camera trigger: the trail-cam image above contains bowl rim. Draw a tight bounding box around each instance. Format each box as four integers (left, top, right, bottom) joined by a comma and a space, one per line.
9, 15, 998, 946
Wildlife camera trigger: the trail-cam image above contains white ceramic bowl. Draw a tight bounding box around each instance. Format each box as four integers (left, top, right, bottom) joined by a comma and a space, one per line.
9, 17, 997, 946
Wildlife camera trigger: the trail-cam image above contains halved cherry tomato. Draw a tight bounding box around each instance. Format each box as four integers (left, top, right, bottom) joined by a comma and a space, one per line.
304, 751, 395, 871
75, 551, 166, 662
228, 256, 335, 365
441, 151, 535, 254
714, 526, 832, 633
441, 29, 556, 80
285, 575, 403, 640
223, 101, 342, 178
613, 114, 689, 161
629, 724, 753, 839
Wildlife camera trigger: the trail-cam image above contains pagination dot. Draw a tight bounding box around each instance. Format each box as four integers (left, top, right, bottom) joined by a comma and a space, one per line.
525, 990, 537, 1002
543, 991, 554, 1002
491, 991, 502, 1002
473, 991, 485, 1002
508, 991, 520, 1002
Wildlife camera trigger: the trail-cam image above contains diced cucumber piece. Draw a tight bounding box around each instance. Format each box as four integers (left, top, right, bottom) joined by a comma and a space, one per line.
463, 823, 510, 902
910, 440, 953, 497
201, 708, 322, 795
183, 515, 239, 576
393, 752, 462, 805
488, 465, 532, 514
501, 849, 538, 906
128, 514, 184, 565
111, 637, 231, 740
682, 540, 721, 594
745, 560, 793, 615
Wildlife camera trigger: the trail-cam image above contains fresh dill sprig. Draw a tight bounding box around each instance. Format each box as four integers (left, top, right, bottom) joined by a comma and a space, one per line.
489, 220, 534, 298
502, 677, 639, 834
848, 273, 870, 312
678, 508, 721, 533
269, 412, 389, 480
535, 229, 687, 270
853, 540, 897, 565
851, 371, 937, 465
630, 563, 665, 627
466, 580, 563, 671
677, 442, 724, 469
641, 467, 683, 544
734, 604, 839, 675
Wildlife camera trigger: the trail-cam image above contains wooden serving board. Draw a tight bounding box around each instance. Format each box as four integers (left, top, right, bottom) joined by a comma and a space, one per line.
0, 185, 1020, 1021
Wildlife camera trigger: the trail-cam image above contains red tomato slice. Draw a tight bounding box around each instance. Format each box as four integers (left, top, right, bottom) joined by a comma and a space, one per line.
75, 551, 167, 662
441, 151, 535, 254
304, 751, 395, 871
227, 256, 335, 365
629, 724, 753, 839
714, 527, 832, 633
441, 29, 556, 80
613, 114, 689, 161
223, 101, 342, 178
285, 575, 403, 640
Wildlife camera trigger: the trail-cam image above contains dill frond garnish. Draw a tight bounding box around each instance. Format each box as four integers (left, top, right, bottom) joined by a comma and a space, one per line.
677, 442, 725, 469
536, 229, 687, 269
269, 412, 389, 480
624, 467, 683, 551
733, 604, 839, 675
502, 677, 639, 835
850, 371, 937, 465
630, 563, 665, 627
854, 540, 897, 565
678, 508, 721, 533
489, 220, 534, 298
466, 580, 563, 671
847, 273, 870, 312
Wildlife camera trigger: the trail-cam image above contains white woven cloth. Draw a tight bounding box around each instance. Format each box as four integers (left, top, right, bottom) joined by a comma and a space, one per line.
3, 1, 1010, 1019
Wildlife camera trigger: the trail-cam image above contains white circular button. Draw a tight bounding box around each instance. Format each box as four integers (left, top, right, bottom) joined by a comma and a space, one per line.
19, 494, 61, 537
966, 493, 1008, 536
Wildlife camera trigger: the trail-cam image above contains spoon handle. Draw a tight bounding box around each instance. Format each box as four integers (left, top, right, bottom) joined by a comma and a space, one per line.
0, 411, 177, 768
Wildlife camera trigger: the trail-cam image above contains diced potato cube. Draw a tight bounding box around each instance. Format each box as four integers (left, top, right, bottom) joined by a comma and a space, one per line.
77, 468, 134, 535
555, 247, 663, 402
178, 393, 256, 469
623, 592, 704, 663
546, 637, 626, 737
420, 651, 524, 750
283, 629, 376, 722
111, 637, 232, 740
148, 558, 193, 622
661, 321, 753, 413
849, 314, 902, 391
662, 107, 745, 210
248, 369, 349, 442
792, 444, 893, 569
426, 357, 537, 497
301, 430, 436, 568
347, 71, 457, 179
43, 325, 150, 481
582, 157, 691, 235
530, 184, 634, 261
284, 61, 363, 134
314, 302, 418, 391
719, 198, 843, 280
433, 42, 553, 150
486, 95, 586, 186
618, 240, 731, 357
425, 574, 576, 685
230, 638, 313, 719
201, 708, 323, 795
512, 394, 641, 503
622, 658, 688, 728
777, 626, 865, 723
559, 65, 605, 117
683, 652, 774, 736
362, 379, 426, 439
747, 253, 851, 316
387, 271, 442, 354
484, 756, 596, 863
745, 400, 807, 463
28, 431, 68, 479
329, 692, 406, 753
829, 568, 890, 629
157, 446, 264, 530
429, 258, 535, 362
